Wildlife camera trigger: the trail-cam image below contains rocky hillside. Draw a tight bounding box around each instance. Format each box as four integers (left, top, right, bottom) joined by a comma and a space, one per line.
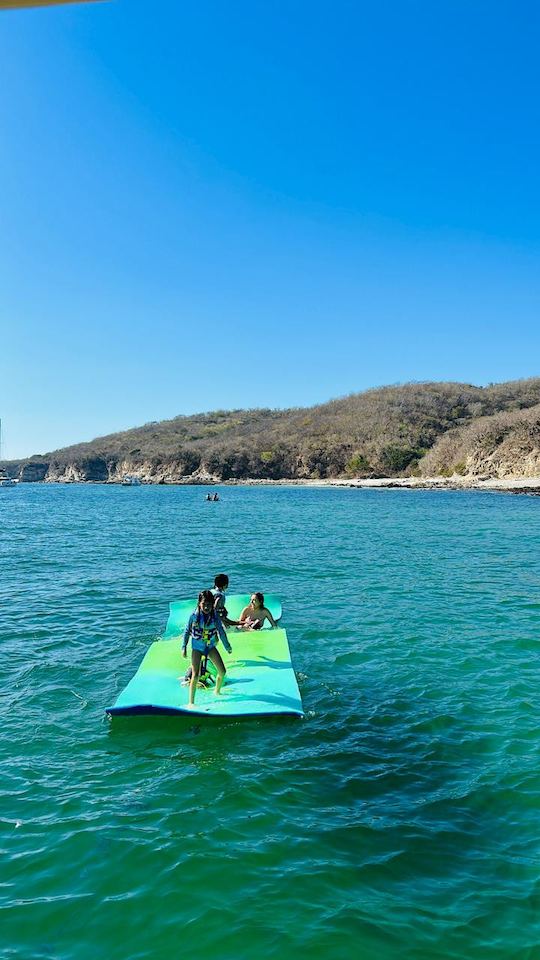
419, 402, 540, 479
4, 378, 540, 483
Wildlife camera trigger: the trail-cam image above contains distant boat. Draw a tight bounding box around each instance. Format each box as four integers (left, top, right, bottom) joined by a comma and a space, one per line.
0, 473, 17, 488
121, 475, 142, 486
0, 419, 18, 487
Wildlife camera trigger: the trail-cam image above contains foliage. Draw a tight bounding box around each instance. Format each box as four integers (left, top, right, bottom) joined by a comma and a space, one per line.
380, 446, 422, 473
346, 453, 371, 475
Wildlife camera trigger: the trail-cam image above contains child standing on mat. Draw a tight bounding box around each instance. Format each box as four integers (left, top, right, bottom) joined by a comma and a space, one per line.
183, 573, 238, 687
212, 573, 240, 628
239, 593, 278, 630
182, 590, 232, 706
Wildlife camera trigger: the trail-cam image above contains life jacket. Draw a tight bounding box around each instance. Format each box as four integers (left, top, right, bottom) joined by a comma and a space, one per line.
211, 588, 228, 620
190, 610, 220, 646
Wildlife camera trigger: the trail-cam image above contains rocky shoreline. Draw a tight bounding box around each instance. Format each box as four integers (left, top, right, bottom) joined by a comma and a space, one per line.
5, 455, 540, 494
12, 474, 540, 494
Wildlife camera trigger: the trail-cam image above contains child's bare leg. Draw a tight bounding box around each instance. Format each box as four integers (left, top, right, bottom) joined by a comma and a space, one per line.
189, 651, 203, 705
209, 648, 226, 695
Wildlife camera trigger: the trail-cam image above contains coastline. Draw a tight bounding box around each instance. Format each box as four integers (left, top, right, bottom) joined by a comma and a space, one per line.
227, 476, 540, 494
12, 475, 540, 494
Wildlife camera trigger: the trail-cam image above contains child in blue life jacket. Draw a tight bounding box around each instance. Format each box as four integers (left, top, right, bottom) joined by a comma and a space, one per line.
182, 590, 232, 706
211, 573, 240, 628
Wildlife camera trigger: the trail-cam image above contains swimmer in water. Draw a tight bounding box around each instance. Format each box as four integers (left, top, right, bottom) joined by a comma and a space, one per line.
238, 593, 278, 630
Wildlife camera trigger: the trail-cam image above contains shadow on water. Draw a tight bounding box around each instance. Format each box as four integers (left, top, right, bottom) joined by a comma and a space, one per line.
106, 710, 301, 744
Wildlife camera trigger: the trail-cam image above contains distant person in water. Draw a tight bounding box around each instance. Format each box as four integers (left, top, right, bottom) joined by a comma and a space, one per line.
212, 573, 240, 628
182, 590, 232, 706
205, 493, 212, 500
239, 593, 278, 630
213, 493, 220, 501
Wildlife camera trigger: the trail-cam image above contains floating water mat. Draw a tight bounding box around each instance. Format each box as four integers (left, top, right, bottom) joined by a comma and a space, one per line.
106, 601, 302, 718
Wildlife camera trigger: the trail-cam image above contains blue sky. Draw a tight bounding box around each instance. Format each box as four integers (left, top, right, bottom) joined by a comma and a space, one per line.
1, 0, 539, 459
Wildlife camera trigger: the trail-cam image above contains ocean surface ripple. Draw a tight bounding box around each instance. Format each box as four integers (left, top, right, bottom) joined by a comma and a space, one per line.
1, 484, 539, 960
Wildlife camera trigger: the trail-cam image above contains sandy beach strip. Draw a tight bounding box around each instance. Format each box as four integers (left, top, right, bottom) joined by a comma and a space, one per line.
226, 476, 540, 493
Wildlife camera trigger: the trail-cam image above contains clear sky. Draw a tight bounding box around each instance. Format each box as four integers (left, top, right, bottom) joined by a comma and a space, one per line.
1, 0, 539, 459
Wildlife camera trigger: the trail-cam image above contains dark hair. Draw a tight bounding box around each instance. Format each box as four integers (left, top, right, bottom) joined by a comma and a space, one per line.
198, 590, 215, 607
253, 592, 264, 605
214, 573, 229, 589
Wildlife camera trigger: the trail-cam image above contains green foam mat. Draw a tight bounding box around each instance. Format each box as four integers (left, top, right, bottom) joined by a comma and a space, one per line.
163, 593, 282, 639
106, 625, 303, 718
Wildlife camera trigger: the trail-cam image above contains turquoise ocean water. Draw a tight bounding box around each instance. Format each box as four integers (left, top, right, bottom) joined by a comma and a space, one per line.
1, 483, 539, 960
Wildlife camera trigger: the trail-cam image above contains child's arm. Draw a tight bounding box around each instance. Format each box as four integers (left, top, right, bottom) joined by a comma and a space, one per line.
182, 615, 193, 656
222, 613, 241, 627
215, 594, 240, 628
238, 606, 250, 624
216, 616, 232, 654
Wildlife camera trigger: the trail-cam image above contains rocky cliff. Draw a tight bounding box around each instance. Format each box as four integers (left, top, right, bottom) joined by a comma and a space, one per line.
419, 403, 540, 479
